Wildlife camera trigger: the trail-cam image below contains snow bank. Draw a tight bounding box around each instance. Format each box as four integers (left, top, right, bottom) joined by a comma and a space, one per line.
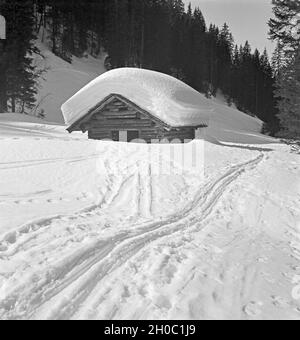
0, 112, 57, 125
61, 68, 213, 127
0, 113, 83, 139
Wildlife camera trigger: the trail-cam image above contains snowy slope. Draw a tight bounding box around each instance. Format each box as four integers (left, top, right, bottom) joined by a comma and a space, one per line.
206, 98, 269, 144
0, 112, 299, 320
61, 68, 212, 127
34, 41, 106, 124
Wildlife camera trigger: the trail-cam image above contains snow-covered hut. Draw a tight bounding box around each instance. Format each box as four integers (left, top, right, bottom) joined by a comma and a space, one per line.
61, 68, 212, 142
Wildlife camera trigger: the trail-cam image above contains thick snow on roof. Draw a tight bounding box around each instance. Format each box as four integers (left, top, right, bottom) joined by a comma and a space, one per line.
61, 68, 213, 127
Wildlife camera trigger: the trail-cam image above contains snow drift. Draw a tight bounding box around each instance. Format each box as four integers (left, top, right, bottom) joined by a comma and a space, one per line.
61, 68, 213, 127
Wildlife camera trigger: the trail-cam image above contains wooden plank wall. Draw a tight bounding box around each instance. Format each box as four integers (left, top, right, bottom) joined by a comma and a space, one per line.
84, 98, 196, 142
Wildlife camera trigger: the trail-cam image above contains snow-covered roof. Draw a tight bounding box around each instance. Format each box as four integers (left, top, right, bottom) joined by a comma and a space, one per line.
61, 68, 212, 128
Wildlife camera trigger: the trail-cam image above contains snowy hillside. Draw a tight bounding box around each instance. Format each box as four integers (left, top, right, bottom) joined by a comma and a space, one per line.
34, 41, 107, 124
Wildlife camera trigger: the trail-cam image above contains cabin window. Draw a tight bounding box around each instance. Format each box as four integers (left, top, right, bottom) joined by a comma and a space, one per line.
111, 131, 119, 141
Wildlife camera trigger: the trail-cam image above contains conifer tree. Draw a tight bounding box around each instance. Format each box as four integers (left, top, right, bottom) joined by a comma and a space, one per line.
275, 47, 300, 137
0, 0, 39, 113
269, 0, 300, 56
272, 42, 286, 76
218, 23, 234, 100
269, 0, 300, 137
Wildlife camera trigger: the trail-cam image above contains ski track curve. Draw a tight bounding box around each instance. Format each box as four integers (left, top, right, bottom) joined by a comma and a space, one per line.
0, 153, 265, 320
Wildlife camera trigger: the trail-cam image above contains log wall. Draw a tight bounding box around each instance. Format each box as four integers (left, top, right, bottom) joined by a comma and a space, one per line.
83, 97, 196, 143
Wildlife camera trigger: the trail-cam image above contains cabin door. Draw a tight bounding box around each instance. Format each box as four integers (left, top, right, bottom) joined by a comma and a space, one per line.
127, 130, 139, 142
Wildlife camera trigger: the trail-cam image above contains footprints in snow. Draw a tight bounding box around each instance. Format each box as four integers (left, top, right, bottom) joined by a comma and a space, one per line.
0, 217, 59, 253
271, 295, 291, 308
0, 136, 86, 142
243, 301, 263, 317
242, 296, 298, 318
0, 192, 94, 207
0, 209, 103, 254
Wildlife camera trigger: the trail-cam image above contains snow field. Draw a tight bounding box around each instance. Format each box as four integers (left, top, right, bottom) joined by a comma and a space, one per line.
0, 115, 299, 319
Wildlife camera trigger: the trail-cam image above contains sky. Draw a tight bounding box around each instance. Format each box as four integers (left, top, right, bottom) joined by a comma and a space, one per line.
183, 0, 275, 56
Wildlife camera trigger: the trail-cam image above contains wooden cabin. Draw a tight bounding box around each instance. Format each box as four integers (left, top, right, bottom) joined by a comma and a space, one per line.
67, 93, 207, 143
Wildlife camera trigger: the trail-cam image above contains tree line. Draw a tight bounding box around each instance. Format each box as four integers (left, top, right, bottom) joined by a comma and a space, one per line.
0, 0, 39, 113
0, 0, 284, 135
269, 0, 300, 138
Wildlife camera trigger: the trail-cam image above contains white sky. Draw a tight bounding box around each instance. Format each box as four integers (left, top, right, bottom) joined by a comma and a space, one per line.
184, 0, 275, 56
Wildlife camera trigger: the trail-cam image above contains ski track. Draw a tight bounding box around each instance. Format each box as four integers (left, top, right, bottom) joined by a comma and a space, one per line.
0, 153, 105, 170
0, 152, 265, 320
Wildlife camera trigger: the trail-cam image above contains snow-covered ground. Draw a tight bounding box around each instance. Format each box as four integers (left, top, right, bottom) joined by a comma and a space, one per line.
0, 109, 299, 320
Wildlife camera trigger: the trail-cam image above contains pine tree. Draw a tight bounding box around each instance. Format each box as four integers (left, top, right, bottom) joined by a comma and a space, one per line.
218, 23, 234, 100
143, 0, 172, 73
0, 31, 7, 111
269, 0, 300, 56
271, 42, 286, 76
169, 0, 186, 78
0, 0, 39, 113
275, 47, 300, 137
188, 7, 207, 92
207, 24, 219, 96
269, 0, 300, 137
